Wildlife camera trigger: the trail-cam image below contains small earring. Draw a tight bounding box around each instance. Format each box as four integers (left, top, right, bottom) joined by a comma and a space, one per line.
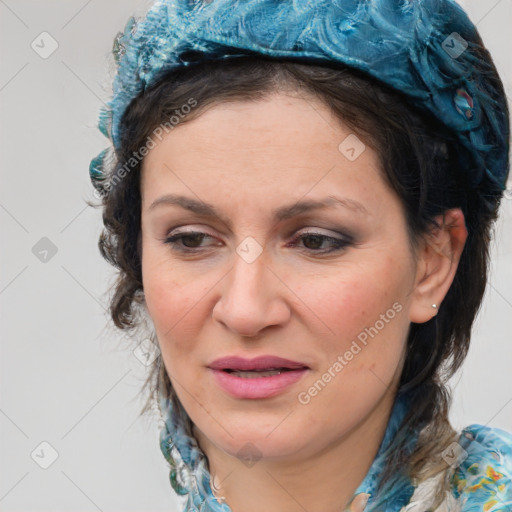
432, 304, 437, 309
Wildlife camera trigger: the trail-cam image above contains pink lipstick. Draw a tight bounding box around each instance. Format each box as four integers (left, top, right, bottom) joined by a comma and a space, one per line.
208, 355, 309, 399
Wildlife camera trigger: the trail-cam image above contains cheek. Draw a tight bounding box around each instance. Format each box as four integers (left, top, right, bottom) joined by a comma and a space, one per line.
290, 256, 411, 397
142, 271, 200, 387
142, 259, 176, 330
141, 251, 217, 371
142, 252, 187, 340
142, 239, 194, 322
292, 253, 411, 339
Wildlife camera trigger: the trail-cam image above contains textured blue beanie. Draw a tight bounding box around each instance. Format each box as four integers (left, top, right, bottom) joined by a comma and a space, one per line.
89, 0, 510, 196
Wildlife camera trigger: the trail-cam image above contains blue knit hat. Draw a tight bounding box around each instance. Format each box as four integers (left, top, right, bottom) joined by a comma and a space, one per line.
89, 0, 510, 196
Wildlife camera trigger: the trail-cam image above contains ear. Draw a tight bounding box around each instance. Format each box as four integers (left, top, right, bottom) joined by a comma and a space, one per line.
409, 208, 468, 324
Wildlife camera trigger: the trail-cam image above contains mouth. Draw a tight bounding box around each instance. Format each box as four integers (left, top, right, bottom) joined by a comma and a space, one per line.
208, 354, 309, 372
207, 355, 310, 399
221, 367, 304, 378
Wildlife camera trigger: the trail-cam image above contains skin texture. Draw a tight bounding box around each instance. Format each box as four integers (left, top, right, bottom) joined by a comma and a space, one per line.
139, 92, 467, 512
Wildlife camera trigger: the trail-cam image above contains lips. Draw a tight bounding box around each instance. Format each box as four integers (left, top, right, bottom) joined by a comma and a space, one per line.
208, 355, 310, 399
208, 355, 309, 372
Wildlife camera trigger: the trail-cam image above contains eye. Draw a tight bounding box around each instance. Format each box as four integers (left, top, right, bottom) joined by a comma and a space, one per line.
163, 231, 219, 252
163, 229, 352, 255
287, 230, 352, 254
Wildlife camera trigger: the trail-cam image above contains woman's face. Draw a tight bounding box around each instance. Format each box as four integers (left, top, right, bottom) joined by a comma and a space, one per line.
140, 92, 424, 462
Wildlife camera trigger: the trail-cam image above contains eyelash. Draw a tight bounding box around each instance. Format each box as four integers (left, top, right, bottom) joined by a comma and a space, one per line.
163, 230, 352, 255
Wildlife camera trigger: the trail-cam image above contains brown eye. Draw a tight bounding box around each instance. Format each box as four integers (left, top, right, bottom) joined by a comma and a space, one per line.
288, 231, 352, 254
164, 231, 218, 252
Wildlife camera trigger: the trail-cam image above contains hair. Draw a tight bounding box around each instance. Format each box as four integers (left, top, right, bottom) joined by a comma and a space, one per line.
91, 51, 508, 509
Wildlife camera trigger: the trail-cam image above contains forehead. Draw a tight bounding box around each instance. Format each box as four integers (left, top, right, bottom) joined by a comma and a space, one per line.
140, 92, 392, 219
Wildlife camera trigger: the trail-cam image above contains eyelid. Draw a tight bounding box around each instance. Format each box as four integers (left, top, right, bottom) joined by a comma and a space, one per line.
288, 225, 356, 245
293, 227, 351, 238
165, 225, 351, 242
165, 225, 216, 238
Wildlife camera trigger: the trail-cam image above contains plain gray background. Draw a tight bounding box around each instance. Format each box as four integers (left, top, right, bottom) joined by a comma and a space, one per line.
0, 1, 511, 511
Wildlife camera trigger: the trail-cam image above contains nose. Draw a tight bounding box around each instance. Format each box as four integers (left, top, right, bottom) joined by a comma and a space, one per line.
211, 248, 291, 338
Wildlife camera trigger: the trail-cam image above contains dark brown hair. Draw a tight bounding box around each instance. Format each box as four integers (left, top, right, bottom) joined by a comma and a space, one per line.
92, 54, 507, 508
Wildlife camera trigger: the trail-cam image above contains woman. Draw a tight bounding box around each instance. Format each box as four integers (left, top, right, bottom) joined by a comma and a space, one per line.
89, 0, 512, 511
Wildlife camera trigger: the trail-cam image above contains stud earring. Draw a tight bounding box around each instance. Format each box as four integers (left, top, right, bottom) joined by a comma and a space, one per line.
432, 304, 437, 309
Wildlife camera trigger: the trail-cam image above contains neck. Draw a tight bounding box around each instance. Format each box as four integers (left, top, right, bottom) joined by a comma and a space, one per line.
192, 389, 397, 512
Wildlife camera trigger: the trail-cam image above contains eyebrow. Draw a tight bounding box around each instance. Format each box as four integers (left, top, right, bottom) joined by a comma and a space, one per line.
147, 193, 369, 230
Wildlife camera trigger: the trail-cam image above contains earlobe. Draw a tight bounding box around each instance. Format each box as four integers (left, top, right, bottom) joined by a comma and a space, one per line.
408, 208, 468, 324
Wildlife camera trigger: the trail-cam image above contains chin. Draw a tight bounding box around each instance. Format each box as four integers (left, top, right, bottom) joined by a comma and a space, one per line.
194, 413, 319, 463
229, 434, 305, 462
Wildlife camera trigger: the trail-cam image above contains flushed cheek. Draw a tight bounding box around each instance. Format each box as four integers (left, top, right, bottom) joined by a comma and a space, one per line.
142, 270, 223, 385
295, 268, 403, 334
142, 257, 205, 332
144, 282, 206, 385
292, 272, 409, 386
